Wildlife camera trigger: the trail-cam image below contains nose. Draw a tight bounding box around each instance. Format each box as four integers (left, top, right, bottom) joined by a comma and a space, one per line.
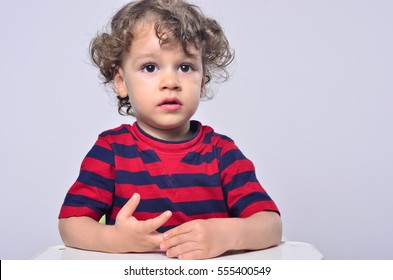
159, 70, 181, 91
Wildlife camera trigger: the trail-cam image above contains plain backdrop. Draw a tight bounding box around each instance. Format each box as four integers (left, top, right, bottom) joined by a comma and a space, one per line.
1, 0, 392, 259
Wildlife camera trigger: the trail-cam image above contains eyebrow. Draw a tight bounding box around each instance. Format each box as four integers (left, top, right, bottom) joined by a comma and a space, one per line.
132, 50, 201, 62
132, 52, 159, 61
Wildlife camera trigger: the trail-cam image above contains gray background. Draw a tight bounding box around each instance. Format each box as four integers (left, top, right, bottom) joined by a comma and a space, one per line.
1, 0, 392, 259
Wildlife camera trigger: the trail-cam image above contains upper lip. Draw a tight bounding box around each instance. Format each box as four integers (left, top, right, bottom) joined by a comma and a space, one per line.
158, 98, 182, 106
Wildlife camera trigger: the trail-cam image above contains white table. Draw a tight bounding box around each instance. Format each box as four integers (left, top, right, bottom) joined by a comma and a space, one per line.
33, 241, 323, 260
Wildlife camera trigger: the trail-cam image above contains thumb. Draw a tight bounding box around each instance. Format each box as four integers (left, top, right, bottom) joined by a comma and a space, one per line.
117, 193, 140, 220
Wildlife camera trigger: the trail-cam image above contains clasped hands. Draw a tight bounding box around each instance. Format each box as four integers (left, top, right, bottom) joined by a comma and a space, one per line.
113, 193, 230, 260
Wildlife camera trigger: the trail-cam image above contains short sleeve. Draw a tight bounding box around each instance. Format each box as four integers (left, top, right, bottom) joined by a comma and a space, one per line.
58, 136, 115, 221
219, 141, 280, 218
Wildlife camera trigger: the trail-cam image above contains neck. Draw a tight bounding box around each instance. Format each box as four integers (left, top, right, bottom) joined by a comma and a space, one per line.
136, 121, 193, 142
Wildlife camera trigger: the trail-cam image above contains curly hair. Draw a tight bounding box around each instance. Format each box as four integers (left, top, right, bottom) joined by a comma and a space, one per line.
90, 0, 234, 116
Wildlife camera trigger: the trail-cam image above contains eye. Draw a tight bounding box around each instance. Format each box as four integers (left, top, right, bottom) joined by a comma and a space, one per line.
179, 64, 194, 73
142, 64, 158, 73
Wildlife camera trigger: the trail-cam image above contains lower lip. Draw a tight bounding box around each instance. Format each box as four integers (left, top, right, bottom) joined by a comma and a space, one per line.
159, 104, 182, 111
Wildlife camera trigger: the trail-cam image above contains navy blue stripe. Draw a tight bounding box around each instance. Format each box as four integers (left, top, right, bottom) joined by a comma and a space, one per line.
140, 149, 161, 163
114, 197, 227, 216
106, 217, 115, 225
229, 191, 272, 216
62, 193, 109, 213
77, 170, 114, 192
116, 170, 220, 188
157, 225, 176, 233
181, 151, 216, 165
99, 126, 130, 137
202, 130, 215, 144
111, 143, 160, 163
222, 171, 258, 197
172, 173, 220, 187
86, 145, 114, 165
219, 149, 247, 171
111, 143, 139, 158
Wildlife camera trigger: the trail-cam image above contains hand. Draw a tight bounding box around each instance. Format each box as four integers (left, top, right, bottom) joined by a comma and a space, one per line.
111, 193, 172, 253
160, 219, 230, 260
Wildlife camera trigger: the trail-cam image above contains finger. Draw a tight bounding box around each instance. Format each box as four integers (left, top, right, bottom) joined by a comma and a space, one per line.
145, 231, 168, 248
160, 227, 193, 250
177, 249, 205, 260
161, 233, 188, 250
163, 222, 192, 240
144, 210, 172, 233
165, 241, 201, 259
117, 193, 140, 219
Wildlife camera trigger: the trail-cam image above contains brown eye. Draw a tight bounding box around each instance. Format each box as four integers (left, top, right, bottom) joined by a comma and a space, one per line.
179, 64, 193, 73
142, 64, 157, 73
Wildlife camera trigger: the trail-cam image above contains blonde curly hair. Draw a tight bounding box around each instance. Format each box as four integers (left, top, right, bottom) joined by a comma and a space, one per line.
90, 0, 234, 116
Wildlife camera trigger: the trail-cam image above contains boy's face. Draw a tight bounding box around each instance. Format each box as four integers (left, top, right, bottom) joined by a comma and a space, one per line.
114, 25, 205, 141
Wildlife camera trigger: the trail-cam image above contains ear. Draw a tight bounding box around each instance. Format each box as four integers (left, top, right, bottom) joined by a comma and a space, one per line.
113, 67, 129, 98
200, 76, 207, 98
200, 85, 206, 98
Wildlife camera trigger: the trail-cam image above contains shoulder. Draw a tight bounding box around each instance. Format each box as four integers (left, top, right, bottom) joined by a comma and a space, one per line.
94, 124, 136, 148
99, 124, 132, 138
200, 123, 237, 150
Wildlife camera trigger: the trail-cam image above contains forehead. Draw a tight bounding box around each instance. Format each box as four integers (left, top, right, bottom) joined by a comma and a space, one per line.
130, 22, 202, 58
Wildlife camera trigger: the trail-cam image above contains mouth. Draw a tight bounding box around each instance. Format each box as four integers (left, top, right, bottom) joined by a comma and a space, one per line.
158, 98, 182, 111
159, 98, 182, 106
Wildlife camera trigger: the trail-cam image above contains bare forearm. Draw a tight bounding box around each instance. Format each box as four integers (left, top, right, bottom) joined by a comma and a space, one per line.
161, 211, 282, 259
58, 217, 118, 252
226, 211, 282, 251
58, 199, 171, 254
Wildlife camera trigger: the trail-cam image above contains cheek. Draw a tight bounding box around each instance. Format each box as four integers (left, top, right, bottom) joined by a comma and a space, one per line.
128, 93, 144, 110
126, 80, 145, 101
189, 94, 201, 112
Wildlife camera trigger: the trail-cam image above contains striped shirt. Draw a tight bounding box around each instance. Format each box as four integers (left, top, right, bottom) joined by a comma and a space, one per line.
59, 121, 279, 232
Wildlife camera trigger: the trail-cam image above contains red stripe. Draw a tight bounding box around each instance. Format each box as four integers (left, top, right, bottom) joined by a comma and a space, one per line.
217, 139, 238, 154
81, 157, 114, 179
115, 157, 163, 176
115, 184, 224, 202
116, 156, 219, 176
68, 181, 113, 204
221, 159, 255, 186
226, 182, 265, 208
95, 137, 112, 150
239, 201, 280, 217
58, 206, 101, 220
172, 160, 219, 175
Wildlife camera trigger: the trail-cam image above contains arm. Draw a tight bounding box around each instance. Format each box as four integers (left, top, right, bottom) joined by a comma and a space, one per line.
59, 193, 172, 253
160, 210, 282, 260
